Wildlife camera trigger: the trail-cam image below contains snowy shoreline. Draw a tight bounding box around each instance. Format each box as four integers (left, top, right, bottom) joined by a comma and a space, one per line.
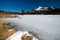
3, 15, 60, 40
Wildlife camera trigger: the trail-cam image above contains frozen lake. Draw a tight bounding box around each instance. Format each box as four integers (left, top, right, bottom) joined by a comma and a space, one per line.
4, 15, 60, 40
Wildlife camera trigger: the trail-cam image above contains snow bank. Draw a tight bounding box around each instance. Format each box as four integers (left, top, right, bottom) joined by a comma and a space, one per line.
6, 31, 39, 40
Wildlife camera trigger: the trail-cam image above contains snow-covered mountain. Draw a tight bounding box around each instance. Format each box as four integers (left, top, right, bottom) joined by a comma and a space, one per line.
35, 6, 56, 11
26, 6, 60, 15
35, 6, 48, 11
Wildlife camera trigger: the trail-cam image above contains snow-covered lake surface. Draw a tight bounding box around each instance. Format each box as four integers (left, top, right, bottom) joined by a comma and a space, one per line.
3, 15, 60, 40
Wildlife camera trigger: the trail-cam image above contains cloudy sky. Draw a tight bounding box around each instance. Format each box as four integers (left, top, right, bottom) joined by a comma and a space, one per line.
0, 0, 60, 12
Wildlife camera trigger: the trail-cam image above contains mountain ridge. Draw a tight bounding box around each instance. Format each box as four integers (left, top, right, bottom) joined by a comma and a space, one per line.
0, 6, 60, 15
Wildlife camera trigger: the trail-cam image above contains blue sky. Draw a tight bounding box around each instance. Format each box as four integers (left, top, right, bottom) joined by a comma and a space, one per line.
0, 0, 60, 12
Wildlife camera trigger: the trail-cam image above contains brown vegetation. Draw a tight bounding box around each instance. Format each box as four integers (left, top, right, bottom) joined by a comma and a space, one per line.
0, 11, 19, 18
21, 34, 33, 40
0, 13, 18, 18
0, 21, 16, 40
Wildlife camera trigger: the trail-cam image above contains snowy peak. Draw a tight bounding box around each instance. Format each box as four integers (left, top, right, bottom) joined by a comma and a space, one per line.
35, 6, 48, 11
35, 6, 56, 11
35, 6, 43, 10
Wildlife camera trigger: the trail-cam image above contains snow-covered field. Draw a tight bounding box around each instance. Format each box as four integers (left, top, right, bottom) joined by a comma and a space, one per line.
3, 15, 60, 40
